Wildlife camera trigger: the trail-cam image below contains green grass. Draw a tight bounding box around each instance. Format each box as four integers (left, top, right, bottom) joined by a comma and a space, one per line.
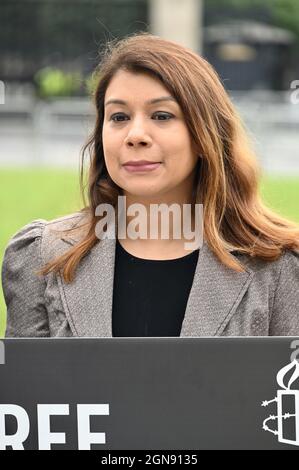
0, 169, 298, 337
260, 176, 299, 224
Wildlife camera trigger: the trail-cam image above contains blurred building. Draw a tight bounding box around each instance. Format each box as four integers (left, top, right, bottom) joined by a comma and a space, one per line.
204, 20, 295, 91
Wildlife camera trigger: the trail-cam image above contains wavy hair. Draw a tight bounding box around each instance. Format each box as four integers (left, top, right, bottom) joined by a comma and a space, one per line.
39, 32, 299, 283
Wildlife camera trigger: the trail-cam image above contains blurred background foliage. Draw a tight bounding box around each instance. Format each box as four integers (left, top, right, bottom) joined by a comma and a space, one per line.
34, 67, 83, 98
208, 0, 299, 38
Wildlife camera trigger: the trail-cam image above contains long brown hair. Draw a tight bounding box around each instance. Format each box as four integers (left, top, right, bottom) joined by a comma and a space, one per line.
39, 31, 299, 283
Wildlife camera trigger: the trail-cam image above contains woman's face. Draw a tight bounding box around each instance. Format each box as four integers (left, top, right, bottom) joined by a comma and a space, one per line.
102, 69, 199, 203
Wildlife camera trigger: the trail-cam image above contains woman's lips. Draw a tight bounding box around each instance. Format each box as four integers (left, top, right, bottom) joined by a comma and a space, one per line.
123, 162, 162, 173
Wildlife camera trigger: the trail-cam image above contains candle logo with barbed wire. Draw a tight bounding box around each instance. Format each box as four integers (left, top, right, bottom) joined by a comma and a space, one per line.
261, 359, 299, 446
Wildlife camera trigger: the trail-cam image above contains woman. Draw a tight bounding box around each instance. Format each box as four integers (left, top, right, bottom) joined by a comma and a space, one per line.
2, 32, 299, 337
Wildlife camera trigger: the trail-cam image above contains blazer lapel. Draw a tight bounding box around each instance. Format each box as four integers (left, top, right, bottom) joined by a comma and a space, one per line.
180, 242, 254, 336
55, 229, 254, 337
57, 236, 116, 337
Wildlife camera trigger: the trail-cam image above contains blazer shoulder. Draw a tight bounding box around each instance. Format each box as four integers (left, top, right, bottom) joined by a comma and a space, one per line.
231, 248, 299, 292
44, 209, 90, 239
233, 247, 299, 272
42, 210, 91, 262
269, 248, 299, 335
2, 218, 46, 261
275, 248, 299, 285
2, 210, 90, 269
2, 211, 87, 256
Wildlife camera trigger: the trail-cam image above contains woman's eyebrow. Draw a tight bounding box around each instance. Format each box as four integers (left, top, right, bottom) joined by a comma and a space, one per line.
104, 96, 177, 107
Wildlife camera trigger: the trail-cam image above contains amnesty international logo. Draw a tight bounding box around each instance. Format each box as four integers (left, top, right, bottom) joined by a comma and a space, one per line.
261, 359, 299, 446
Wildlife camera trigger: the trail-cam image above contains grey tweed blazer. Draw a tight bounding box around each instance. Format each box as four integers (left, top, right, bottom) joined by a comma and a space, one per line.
1, 211, 299, 337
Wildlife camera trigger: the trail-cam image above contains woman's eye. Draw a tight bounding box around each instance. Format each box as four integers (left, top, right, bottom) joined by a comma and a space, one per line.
153, 112, 173, 120
110, 113, 128, 122
109, 112, 173, 122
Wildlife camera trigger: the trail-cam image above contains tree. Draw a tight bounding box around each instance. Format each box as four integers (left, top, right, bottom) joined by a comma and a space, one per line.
206, 0, 299, 39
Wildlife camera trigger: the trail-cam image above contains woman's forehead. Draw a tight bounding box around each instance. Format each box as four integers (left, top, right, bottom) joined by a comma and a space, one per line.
104, 73, 180, 111
106, 69, 170, 96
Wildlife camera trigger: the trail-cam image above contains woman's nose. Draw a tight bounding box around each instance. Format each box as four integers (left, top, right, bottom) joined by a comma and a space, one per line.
124, 121, 152, 147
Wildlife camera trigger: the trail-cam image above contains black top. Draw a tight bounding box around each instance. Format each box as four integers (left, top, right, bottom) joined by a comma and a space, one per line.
112, 239, 200, 337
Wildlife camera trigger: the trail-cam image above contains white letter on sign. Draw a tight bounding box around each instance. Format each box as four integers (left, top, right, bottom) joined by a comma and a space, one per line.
37, 404, 69, 450
77, 404, 109, 450
0, 405, 30, 450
